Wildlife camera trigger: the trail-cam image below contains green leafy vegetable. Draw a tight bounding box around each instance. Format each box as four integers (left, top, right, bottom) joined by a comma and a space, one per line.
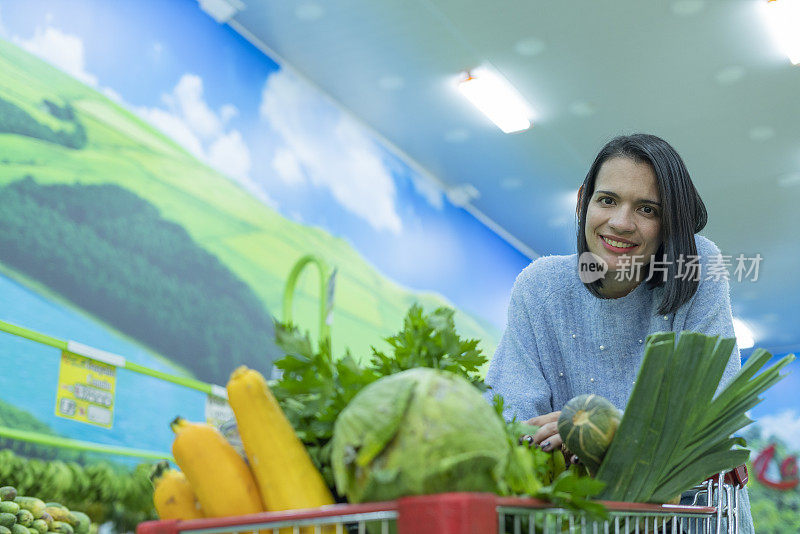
493, 395, 608, 522
330, 368, 509, 503
596, 331, 795, 503
271, 304, 486, 491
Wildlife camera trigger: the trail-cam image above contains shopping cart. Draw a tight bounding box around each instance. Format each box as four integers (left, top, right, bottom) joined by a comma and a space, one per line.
137, 465, 747, 534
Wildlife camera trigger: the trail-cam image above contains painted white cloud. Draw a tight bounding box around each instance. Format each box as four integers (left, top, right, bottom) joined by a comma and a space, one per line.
102, 87, 124, 104
136, 106, 205, 159
260, 70, 403, 234
383, 154, 444, 209
272, 148, 305, 186
135, 74, 275, 207
208, 130, 251, 183
14, 26, 98, 86
756, 409, 800, 446
167, 74, 223, 139
220, 104, 239, 124
411, 175, 445, 209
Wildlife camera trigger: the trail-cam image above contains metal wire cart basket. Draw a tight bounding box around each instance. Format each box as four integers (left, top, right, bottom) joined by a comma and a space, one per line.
137, 466, 747, 534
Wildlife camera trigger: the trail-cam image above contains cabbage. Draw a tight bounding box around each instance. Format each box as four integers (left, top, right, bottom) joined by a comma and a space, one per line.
330, 368, 510, 503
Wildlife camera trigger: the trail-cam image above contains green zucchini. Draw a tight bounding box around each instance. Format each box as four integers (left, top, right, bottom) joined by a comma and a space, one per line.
68, 513, 89, 534
14, 511, 32, 528
37, 514, 50, 530
0, 514, 16, 529
0, 489, 15, 503
49, 522, 73, 534
41, 510, 74, 528
0, 505, 18, 516
12, 499, 44, 520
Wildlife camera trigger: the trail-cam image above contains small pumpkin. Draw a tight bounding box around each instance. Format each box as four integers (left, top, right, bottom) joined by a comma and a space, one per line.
557, 394, 621, 475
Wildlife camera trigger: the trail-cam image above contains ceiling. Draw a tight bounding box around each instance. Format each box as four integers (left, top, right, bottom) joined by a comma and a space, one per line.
218, 0, 799, 354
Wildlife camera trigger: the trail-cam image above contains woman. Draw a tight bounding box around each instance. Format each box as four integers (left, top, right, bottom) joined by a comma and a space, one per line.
485, 133, 753, 532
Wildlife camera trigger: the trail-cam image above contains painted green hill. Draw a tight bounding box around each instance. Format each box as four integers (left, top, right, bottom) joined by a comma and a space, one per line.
0, 38, 501, 372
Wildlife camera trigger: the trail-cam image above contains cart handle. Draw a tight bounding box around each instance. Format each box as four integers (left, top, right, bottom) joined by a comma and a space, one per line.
703, 464, 748, 489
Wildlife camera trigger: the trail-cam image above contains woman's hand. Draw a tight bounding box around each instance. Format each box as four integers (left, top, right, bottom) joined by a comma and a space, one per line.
522, 411, 580, 465
524, 411, 561, 451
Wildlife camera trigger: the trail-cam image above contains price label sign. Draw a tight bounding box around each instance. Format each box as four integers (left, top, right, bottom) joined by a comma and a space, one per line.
55, 351, 116, 428
205, 393, 234, 428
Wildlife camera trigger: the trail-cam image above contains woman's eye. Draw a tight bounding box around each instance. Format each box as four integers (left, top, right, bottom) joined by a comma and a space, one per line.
640, 205, 659, 216
598, 196, 614, 205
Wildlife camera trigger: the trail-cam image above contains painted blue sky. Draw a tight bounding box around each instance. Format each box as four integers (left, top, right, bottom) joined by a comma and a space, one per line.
0, 0, 530, 328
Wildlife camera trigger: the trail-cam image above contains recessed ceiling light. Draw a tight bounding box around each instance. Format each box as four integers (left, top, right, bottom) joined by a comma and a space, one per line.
378, 75, 404, 90
501, 177, 523, 190
777, 172, 800, 187
457, 67, 533, 134
670, 0, 705, 16
714, 65, 745, 85
295, 3, 324, 21
569, 101, 596, 117
514, 38, 546, 57
748, 126, 775, 141
444, 129, 469, 143
761, 0, 800, 65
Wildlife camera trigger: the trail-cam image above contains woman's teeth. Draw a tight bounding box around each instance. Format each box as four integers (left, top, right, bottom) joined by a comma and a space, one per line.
602, 236, 636, 248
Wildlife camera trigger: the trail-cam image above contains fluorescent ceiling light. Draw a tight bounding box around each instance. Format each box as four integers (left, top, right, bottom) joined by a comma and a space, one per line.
457, 68, 532, 134
733, 317, 755, 350
762, 0, 800, 65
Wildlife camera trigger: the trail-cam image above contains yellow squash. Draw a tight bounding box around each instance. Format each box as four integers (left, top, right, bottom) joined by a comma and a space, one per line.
227, 366, 334, 512
170, 417, 263, 518
150, 461, 204, 520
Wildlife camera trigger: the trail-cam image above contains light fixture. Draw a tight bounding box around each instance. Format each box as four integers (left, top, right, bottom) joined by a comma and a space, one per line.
762, 0, 800, 65
457, 68, 532, 134
197, 0, 244, 23
733, 317, 755, 349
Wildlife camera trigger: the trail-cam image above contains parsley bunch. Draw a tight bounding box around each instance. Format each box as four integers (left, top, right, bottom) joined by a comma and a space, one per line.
270, 304, 486, 492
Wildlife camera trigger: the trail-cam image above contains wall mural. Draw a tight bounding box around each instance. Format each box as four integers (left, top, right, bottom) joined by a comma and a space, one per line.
0, 0, 528, 458
0, 1, 795, 528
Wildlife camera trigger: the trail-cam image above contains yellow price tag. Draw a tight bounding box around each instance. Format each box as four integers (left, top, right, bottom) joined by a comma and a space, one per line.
55, 351, 116, 428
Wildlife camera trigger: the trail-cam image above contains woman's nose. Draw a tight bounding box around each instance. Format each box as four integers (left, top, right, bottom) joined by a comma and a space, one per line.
608, 209, 635, 232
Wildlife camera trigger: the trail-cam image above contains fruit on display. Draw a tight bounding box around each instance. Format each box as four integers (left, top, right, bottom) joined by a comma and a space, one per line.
149, 461, 203, 520
227, 366, 333, 512
331, 368, 510, 504
0, 488, 88, 534
170, 417, 262, 518
557, 394, 621, 475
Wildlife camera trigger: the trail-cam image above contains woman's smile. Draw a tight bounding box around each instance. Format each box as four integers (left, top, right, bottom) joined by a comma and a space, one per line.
599, 234, 638, 252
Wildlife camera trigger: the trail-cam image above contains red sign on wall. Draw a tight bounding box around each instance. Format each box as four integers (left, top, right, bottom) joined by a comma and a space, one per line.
752, 444, 799, 490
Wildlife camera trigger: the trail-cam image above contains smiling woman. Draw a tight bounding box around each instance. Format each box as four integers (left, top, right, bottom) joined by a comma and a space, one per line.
485, 133, 754, 533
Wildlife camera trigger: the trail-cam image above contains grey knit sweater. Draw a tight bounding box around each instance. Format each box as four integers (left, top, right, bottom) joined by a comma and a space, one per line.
485, 234, 753, 533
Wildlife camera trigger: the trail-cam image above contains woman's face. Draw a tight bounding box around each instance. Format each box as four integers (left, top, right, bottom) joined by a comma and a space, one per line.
584, 157, 663, 276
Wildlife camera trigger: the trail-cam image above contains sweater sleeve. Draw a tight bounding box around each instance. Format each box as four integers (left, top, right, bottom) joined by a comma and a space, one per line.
484, 269, 553, 422
681, 242, 742, 393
